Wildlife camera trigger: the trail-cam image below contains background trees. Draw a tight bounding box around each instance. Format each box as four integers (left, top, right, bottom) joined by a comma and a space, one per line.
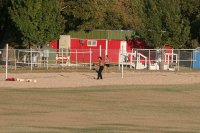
62, 0, 108, 32
100, 0, 143, 30
9, 0, 64, 48
0, 0, 199, 48
0, 0, 9, 48
180, 0, 200, 48
138, 0, 190, 48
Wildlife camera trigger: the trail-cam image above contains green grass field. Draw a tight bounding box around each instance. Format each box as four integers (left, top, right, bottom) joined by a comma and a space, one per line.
1, 85, 200, 133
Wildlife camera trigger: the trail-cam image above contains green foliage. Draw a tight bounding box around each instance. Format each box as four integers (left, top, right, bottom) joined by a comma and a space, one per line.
180, 0, 200, 48
62, 0, 107, 31
100, 0, 143, 30
190, 14, 200, 48
62, 0, 143, 31
138, 0, 162, 47
1, 0, 200, 48
0, 1, 4, 33
9, 0, 64, 48
0, 0, 7, 43
180, 0, 200, 19
139, 0, 190, 48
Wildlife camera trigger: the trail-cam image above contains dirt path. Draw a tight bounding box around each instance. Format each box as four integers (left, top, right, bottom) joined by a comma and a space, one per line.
1, 71, 200, 88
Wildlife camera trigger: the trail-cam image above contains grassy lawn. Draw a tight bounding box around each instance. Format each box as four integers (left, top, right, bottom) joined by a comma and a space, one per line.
0, 85, 200, 133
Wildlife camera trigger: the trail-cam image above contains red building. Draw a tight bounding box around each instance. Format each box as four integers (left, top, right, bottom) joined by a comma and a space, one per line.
49, 30, 148, 64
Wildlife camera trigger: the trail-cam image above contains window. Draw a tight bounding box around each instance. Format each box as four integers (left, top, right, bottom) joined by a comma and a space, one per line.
87, 40, 97, 46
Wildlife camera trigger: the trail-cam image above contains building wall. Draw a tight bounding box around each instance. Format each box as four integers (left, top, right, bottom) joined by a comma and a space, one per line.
49, 36, 149, 63
70, 38, 106, 63
49, 40, 59, 49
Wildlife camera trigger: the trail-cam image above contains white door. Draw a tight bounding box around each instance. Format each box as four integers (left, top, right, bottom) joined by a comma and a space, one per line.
120, 41, 127, 54
119, 41, 127, 62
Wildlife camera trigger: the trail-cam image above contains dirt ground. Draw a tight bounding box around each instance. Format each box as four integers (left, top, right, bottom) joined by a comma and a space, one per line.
1, 71, 200, 88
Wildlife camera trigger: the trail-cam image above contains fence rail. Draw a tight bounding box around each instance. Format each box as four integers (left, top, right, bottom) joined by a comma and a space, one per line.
0, 48, 199, 71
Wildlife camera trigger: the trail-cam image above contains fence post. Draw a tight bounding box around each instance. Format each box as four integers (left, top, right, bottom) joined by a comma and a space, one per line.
47, 53, 48, 70
149, 49, 150, 68
90, 48, 92, 70
118, 50, 121, 70
105, 39, 108, 56
62, 48, 64, 67
121, 45, 124, 78
100, 45, 102, 57
14, 49, 17, 70
178, 50, 180, 71
190, 50, 193, 70
172, 49, 174, 63
160, 49, 165, 70
30, 48, 33, 71
130, 49, 133, 69
135, 49, 138, 70
76, 49, 77, 70
5, 44, 8, 79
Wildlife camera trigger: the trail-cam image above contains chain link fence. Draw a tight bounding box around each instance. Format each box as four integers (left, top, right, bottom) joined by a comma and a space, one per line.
0, 48, 199, 72
128, 49, 195, 71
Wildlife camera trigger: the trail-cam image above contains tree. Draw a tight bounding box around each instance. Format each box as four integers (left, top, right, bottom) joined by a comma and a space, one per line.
0, 0, 9, 48
180, 0, 200, 48
100, 0, 143, 30
9, 0, 64, 48
62, 0, 144, 33
3, 0, 199, 49
62, 0, 107, 32
139, 0, 190, 48
180, 0, 200, 20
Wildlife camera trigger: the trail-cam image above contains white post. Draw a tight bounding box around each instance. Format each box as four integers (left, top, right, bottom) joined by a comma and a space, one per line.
130, 49, 133, 68
105, 39, 108, 56
100, 45, 102, 57
135, 49, 138, 70
145, 57, 147, 68
172, 49, 174, 63
137, 52, 139, 66
178, 50, 180, 71
168, 54, 170, 64
149, 49, 151, 66
5, 44, 8, 79
76, 49, 78, 70
30, 48, 33, 71
89, 48, 92, 70
121, 45, 124, 78
14, 49, 17, 70
47, 56, 48, 70
118, 50, 121, 70
18, 50, 19, 63
191, 50, 193, 70
62, 48, 64, 66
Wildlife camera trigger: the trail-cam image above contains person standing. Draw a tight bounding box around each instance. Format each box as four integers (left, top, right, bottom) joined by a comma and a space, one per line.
96, 56, 104, 80
104, 55, 110, 72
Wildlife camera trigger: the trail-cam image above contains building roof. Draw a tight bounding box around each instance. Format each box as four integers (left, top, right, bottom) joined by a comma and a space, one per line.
67, 30, 134, 40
